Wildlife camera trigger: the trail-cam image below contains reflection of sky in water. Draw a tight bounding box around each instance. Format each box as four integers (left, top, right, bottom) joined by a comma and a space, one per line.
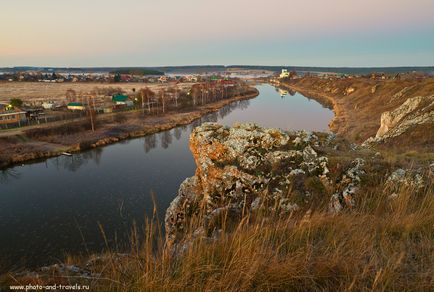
0, 84, 332, 271
217, 85, 333, 131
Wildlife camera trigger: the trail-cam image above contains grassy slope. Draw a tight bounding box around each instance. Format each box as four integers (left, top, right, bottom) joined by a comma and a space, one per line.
282, 76, 434, 149
3, 183, 431, 291
2, 134, 433, 291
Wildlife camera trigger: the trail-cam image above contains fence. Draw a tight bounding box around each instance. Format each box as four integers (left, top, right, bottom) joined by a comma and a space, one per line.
0, 106, 146, 130
0, 112, 86, 130
0, 85, 257, 131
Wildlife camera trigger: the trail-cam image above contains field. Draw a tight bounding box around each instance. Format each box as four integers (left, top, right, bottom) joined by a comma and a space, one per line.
0, 82, 193, 104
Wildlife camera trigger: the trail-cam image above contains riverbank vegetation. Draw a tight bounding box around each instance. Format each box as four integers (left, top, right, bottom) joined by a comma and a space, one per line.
0, 82, 258, 169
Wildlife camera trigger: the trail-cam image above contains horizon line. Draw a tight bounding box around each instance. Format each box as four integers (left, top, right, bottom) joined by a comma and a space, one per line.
2, 65, 434, 69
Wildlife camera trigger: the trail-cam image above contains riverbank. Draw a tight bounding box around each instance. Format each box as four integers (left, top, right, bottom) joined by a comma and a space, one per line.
0, 84, 335, 274
279, 82, 345, 134
0, 89, 259, 169
280, 76, 434, 150
3, 123, 432, 291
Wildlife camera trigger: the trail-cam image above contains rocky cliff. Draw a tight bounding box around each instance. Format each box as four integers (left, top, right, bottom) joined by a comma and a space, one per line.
364, 95, 434, 146
165, 123, 370, 247
165, 123, 432, 249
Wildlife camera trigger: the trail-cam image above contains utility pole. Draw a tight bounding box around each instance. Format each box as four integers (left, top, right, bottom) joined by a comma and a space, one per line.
174, 86, 179, 107
86, 95, 95, 132
148, 94, 151, 113
161, 89, 165, 113
141, 90, 145, 117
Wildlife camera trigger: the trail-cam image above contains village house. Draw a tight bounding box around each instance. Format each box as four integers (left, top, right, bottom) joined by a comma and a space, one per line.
158, 76, 168, 83
42, 101, 60, 110
112, 94, 134, 107
0, 103, 27, 126
67, 102, 86, 111
185, 75, 198, 82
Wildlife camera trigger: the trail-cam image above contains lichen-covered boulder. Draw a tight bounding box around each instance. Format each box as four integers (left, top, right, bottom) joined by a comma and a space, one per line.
329, 158, 365, 213
384, 168, 425, 198
165, 123, 365, 247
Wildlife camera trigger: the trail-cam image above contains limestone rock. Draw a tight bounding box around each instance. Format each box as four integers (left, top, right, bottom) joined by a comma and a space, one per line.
364, 95, 434, 145
384, 168, 424, 196
165, 123, 369, 248
165, 123, 333, 247
344, 87, 355, 95
329, 158, 365, 213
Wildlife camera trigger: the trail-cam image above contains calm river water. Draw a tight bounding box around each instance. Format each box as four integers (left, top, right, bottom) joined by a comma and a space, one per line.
0, 84, 333, 271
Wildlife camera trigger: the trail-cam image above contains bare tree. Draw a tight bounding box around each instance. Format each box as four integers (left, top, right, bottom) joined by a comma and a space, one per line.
201, 84, 205, 105
66, 89, 77, 102
139, 87, 155, 114
191, 84, 201, 107
140, 89, 145, 117
85, 94, 96, 132
159, 89, 166, 113
174, 86, 180, 107
167, 85, 180, 108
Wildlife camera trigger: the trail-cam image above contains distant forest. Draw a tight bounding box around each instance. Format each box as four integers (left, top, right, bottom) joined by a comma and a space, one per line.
110, 68, 164, 76
1, 65, 433, 75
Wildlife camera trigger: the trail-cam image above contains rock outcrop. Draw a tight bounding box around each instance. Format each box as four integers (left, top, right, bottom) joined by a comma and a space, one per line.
344, 87, 355, 95
165, 123, 366, 247
384, 168, 425, 198
364, 96, 434, 145
329, 158, 365, 213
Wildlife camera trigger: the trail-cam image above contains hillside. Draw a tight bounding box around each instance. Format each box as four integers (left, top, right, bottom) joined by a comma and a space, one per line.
3, 123, 432, 291
281, 76, 434, 151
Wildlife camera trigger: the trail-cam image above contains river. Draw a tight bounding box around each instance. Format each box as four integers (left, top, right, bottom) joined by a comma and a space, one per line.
0, 84, 333, 271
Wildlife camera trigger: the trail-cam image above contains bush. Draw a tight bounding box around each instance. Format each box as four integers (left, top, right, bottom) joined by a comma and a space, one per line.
9, 98, 23, 108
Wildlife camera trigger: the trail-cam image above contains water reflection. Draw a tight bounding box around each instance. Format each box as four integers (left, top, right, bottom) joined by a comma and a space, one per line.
0, 169, 21, 184
160, 131, 172, 149
0, 90, 322, 180
0, 84, 333, 271
41, 148, 104, 173
139, 99, 252, 153
174, 127, 182, 141
144, 134, 157, 153
218, 100, 250, 120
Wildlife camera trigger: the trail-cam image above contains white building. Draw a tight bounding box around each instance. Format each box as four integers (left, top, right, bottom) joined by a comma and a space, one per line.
42, 101, 56, 110
279, 69, 290, 79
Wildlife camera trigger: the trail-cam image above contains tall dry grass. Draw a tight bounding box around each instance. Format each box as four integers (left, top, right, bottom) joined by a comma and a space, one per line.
37, 181, 430, 292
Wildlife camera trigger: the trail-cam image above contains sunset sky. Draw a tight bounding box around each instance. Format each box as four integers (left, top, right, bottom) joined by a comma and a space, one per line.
1, 0, 434, 67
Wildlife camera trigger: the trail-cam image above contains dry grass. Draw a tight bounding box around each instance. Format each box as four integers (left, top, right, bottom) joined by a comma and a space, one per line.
285, 76, 434, 145
5, 179, 432, 291
0, 82, 192, 103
